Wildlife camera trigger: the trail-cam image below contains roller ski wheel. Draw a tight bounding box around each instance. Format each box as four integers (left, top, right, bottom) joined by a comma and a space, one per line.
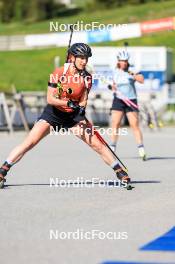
115, 167, 132, 190
0, 175, 6, 189
126, 183, 133, 190
0, 162, 11, 189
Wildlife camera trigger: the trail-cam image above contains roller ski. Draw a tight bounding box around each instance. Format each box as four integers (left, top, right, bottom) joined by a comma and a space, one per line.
0, 162, 11, 189
0, 174, 6, 189
0, 175, 6, 189
114, 164, 132, 190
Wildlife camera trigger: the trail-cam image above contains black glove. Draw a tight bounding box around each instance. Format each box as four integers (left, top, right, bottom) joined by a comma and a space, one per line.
73, 106, 86, 122
78, 106, 85, 116
67, 100, 79, 111
108, 84, 112, 90
67, 100, 86, 121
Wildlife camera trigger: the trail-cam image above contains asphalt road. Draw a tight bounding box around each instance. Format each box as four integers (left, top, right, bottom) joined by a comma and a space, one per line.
0, 127, 175, 264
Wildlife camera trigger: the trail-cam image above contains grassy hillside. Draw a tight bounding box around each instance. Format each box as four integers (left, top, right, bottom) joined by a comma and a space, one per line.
0, 48, 66, 92
0, 0, 175, 92
0, 30, 175, 92
0, 0, 175, 35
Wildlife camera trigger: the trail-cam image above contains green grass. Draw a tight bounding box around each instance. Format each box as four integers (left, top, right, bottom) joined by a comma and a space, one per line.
0, 30, 175, 92
0, 48, 67, 92
0, 0, 175, 35
0, 0, 175, 92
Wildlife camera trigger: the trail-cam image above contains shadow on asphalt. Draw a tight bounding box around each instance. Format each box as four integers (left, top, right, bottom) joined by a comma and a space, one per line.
4, 180, 161, 188
146, 156, 175, 160
126, 156, 175, 160
131, 180, 161, 184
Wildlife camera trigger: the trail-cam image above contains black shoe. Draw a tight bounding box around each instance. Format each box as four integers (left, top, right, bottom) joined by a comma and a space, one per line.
0, 175, 6, 189
116, 168, 132, 190
0, 163, 10, 189
115, 167, 131, 184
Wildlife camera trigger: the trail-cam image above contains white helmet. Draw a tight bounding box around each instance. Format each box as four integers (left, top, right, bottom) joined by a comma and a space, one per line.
117, 50, 130, 61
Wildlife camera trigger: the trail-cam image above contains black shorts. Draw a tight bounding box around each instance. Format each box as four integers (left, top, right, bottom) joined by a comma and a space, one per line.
111, 97, 139, 113
37, 104, 79, 131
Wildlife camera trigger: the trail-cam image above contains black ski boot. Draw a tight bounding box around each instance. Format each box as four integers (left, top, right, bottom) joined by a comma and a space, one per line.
0, 162, 11, 189
114, 165, 132, 190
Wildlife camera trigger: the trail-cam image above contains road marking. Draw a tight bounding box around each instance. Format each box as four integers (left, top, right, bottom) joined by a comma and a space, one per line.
140, 226, 175, 251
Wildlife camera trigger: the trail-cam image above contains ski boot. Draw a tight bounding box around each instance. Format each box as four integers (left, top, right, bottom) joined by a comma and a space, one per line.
115, 165, 132, 190
138, 145, 147, 161
0, 172, 6, 189
0, 162, 11, 189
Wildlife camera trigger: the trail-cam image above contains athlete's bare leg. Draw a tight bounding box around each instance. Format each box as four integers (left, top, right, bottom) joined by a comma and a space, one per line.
70, 120, 117, 166
126, 112, 143, 145
109, 110, 124, 151
126, 111, 146, 159
4, 121, 50, 164
70, 119, 130, 183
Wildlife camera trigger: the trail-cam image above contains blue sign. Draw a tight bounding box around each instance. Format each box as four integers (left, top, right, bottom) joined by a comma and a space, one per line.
140, 71, 165, 85
87, 30, 111, 43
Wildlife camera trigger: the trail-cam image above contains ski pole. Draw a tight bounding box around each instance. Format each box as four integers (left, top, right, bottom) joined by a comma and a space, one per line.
84, 116, 128, 171
66, 24, 74, 63
64, 27, 128, 171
